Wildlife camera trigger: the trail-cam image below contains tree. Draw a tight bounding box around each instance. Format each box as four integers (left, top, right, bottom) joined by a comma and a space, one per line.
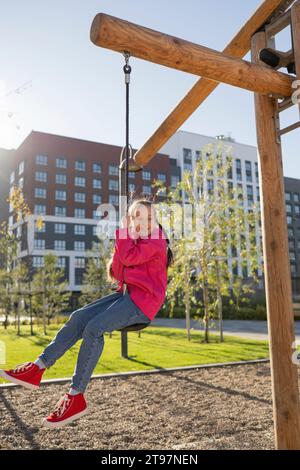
79, 241, 112, 306
32, 253, 71, 334
11, 261, 29, 335
0, 222, 18, 329
157, 142, 261, 343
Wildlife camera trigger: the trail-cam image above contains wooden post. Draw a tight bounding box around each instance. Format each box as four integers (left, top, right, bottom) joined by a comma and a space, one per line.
291, 0, 300, 118
90, 14, 293, 99
251, 30, 300, 450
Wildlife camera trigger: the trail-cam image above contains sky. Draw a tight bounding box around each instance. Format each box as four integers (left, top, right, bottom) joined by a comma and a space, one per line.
0, 0, 299, 178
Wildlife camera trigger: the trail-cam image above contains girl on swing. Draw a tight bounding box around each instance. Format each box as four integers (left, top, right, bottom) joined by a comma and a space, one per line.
0, 198, 173, 428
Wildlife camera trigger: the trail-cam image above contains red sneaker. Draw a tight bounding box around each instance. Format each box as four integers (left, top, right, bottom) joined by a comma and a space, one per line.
42, 393, 88, 429
0, 362, 45, 390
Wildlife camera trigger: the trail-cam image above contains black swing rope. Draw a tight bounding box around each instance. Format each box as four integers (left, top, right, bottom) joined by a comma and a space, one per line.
118, 52, 150, 332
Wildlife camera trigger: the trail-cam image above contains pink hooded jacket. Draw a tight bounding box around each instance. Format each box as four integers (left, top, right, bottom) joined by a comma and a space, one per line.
111, 226, 168, 321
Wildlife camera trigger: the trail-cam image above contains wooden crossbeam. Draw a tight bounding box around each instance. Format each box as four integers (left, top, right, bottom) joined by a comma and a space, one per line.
92, 0, 292, 166
91, 14, 292, 100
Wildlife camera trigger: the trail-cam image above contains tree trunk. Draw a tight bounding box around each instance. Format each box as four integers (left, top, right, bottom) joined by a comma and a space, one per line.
42, 292, 47, 335
17, 300, 21, 336
216, 260, 224, 342
184, 262, 191, 341
203, 279, 209, 343
29, 294, 34, 336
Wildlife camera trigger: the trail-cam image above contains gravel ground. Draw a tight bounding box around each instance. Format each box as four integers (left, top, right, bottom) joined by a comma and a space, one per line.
0, 362, 287, 450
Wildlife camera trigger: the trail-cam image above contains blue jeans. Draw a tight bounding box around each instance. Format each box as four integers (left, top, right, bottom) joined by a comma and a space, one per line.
38, 291, 150, 393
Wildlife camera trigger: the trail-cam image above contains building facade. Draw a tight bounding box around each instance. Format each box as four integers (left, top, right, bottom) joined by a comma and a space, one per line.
1, 129, 299, 303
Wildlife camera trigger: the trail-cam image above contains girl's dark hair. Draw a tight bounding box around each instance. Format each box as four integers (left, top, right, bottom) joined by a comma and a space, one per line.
128, 197, 174, 269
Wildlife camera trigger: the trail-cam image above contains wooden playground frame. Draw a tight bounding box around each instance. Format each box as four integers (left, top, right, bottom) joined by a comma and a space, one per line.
90, 0, 300, 450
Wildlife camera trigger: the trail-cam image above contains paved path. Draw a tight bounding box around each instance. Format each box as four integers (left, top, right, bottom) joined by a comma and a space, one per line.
152, 318, 300, 341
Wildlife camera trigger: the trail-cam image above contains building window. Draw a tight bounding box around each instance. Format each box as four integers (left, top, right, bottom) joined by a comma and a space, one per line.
287, 215, 293, 225
74, 192, 86, 203
183, 148, 192, 163
55, 206, 66, 217
157, 172, 167, 182
55, 223, 66, 234
74, 241, 85, 251
93, 163, 102, 174
36, 155, 47, 166
74, 208, 85, 218
142, 185, 151, 195
35, 188, 47, 199
142, 170, 151, 181
57, 257, 66, 269
109, 164, 118, 176
75, 257, 85, 268
33, 256, 44, 268
75, 270, 84, 285
55, 190, 67, 201
34, 204, 46, 215
75, 160, 86, 171
171, 175, 180, 187
54, 240, 66, 251
129, 171, 135, 179
255, 162, 259, 184
286, 203, 292, 213
109, 194, 119, 205
10, 171, 15, 184
74, 224, 86, 235
35, 171, 47, 182
93, 209, 101, 220
75, 176, 86, 187
56, 174, 67, 185
34, 239, 45, 250
285, 192, 291, 201
236, 159, 242, 181
256, 187, 260, 202
56, 157, 67, 168
18, 161, 25, 175
245, 161, 252, 182
93, 194, 102, 204
129, 183, 135, 192
295, 205, 300, 215
109, 179, 119, 191
293, 193, 300, 202
93, 178, 102, 189
247, 185, 254, 204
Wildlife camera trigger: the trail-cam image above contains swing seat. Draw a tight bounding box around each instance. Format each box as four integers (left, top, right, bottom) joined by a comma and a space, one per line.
118, 322, 151, 332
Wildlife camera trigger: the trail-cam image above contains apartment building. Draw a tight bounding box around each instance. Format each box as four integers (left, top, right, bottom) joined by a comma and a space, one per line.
1, 129, 299, 302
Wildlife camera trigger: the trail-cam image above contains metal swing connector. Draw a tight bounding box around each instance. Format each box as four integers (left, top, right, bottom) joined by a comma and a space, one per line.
122, 51, 131, 84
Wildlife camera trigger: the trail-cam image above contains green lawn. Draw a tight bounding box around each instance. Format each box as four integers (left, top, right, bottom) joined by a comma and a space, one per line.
0, 324, 269, 383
